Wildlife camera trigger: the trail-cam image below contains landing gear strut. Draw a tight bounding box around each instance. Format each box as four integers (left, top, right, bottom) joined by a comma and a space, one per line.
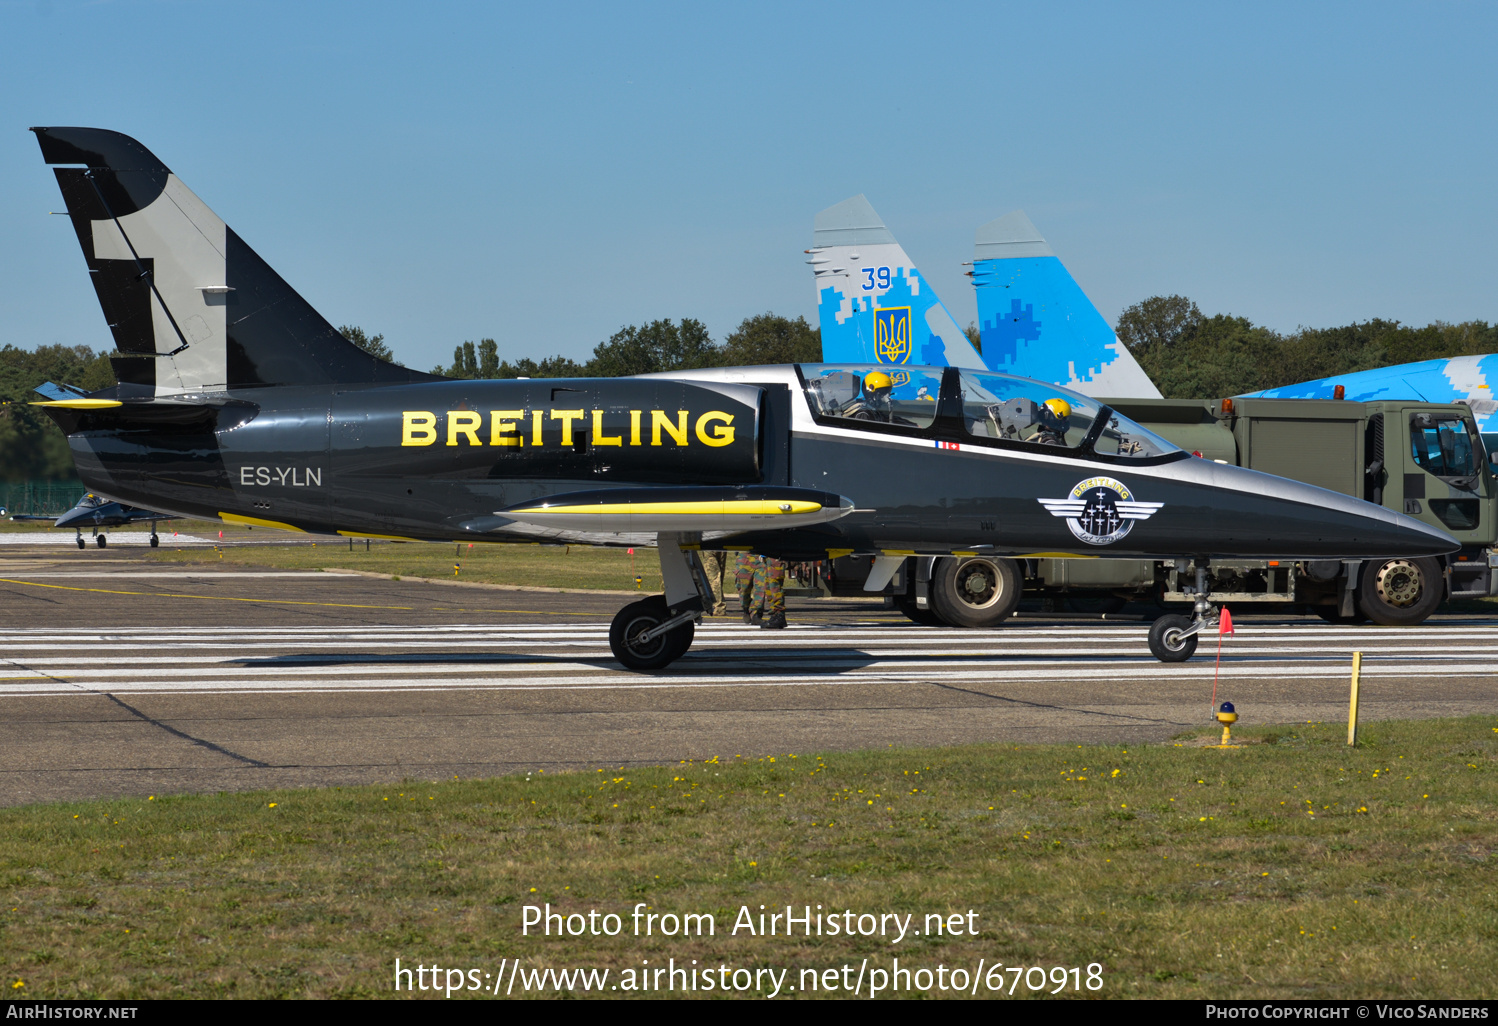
1148, 561, 1216, 662
608, 532, 711, 671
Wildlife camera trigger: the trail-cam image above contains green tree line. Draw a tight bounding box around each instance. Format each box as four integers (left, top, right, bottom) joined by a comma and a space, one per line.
434, 313, 822, 379
1116, 295, 1498, 398
0, 344, 115, 482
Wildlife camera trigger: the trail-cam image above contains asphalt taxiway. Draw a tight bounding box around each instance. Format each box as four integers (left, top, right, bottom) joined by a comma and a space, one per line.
3, 550, 1495, 806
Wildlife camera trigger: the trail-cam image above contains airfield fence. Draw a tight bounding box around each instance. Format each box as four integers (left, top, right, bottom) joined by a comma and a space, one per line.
0, 479, 83, 517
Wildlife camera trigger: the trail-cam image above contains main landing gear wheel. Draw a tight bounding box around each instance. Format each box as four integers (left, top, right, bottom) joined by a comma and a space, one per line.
1358, 556, 1442, 626
95, 534, 107, 548
608, 595, 695, 671
1148, 614, 1198, 662
929, 556, 1021, 628
76, 536, 85, 549
150, 534, 159, 548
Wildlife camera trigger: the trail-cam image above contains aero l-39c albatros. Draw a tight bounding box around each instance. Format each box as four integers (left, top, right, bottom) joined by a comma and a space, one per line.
8, 486, 180, 548
28, 128, 1458, 668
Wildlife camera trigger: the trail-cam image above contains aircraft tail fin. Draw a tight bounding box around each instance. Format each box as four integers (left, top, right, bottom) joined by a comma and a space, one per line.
972, 211, 1160, 398
810, 195, 983, 369
32, 127, 436, 395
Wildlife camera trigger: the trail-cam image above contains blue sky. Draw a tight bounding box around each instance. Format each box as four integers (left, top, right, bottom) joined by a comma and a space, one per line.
1, 1, 1494, 371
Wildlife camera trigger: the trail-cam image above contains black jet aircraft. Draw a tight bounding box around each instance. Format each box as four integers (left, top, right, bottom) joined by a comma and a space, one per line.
10, 488, 181, 548
27, 127, 1457, 668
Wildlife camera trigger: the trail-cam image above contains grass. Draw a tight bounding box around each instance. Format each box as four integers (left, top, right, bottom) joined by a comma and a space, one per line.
143, 540, 665, 591
1, 717, 1494, 999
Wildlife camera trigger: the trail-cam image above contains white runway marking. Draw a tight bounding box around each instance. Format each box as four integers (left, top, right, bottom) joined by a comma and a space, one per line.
1, 621, 1494, 697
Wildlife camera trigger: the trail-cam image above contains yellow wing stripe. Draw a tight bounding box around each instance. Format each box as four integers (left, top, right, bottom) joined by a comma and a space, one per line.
336, 530, 424, 542
29, 399, 123, 409
219, 512, 305, 532
512, 500, 823, 517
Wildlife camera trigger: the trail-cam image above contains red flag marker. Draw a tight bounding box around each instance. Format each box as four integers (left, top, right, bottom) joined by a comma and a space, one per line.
1211, 606, 1233, 717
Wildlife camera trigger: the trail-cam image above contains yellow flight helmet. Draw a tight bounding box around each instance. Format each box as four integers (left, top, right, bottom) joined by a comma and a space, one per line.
1043, 397, 1071, 419
865, 370, 894, 392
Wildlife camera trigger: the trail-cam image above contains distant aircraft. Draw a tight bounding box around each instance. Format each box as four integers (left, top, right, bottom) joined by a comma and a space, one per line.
10, 491, 180, 548
809, 198, 1161, 399
1243, 356, 1498, 453
809, 195, 985, 370
27, 127, 1455, 668
970, 212, 1160, 398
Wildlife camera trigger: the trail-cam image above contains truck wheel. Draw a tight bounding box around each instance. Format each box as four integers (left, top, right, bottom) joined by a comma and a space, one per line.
1148, 614, 1198, 662
1357, 557, 1442, 626
929, 556, 1021, 628
608, 596, 692, 670
894, 596, 946, 627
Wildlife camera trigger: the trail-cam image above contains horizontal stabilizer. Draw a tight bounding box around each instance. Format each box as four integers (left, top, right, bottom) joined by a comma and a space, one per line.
32, 381, 89, 401
501, 486, 855, 533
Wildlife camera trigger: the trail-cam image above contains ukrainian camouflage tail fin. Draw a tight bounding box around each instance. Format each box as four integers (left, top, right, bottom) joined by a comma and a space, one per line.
32, 127, 435, 395
971, 211, 1159, 397
809, 195, 983, 369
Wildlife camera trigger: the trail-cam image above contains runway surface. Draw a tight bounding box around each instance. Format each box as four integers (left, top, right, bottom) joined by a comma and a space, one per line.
2, 554, 1495, 806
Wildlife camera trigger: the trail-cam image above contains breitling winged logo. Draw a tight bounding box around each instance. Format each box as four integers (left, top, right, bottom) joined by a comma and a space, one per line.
1038, 476, 1164, 546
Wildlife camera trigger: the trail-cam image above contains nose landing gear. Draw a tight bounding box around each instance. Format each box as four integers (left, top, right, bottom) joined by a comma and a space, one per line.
1148, 561, 1217, 663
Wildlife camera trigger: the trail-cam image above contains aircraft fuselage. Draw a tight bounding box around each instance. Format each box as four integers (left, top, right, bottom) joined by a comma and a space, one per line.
53, 365, 1456, 562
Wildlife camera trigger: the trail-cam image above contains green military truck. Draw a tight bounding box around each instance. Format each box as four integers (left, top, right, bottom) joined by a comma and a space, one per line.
880, 396, 1496, 627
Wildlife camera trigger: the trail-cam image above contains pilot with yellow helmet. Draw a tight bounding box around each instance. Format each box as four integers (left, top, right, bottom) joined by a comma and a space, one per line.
1027, 397, 1071, 444
842, 369, 904, 423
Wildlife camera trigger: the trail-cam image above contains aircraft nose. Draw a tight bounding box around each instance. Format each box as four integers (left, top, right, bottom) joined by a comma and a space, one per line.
1161, 460, 1459, 559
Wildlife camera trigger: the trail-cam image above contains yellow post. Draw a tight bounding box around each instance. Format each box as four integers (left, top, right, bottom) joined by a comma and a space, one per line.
1347, 651, 1362, 747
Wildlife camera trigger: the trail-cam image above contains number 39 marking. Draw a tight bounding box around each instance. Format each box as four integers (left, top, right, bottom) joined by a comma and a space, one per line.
860, 266, 892, 292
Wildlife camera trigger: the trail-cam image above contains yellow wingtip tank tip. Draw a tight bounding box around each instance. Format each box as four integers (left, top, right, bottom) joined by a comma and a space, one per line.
29, 399, 123, 409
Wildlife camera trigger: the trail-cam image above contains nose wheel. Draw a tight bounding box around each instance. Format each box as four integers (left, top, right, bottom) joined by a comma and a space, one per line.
1148, 614, 1199, 662
1148, 561, 1215, 662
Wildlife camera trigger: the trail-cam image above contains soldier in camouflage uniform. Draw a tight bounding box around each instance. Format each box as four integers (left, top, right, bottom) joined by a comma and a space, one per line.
734, 552, 786, 629
699, 550, 728, 616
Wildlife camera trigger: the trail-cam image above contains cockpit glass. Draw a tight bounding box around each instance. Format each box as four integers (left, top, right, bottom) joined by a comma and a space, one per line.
956, 370, 1180, 458
1410, 414, 1480, 480
801, 365, 943, 430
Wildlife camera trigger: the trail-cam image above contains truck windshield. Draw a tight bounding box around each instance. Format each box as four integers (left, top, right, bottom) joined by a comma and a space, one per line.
1410, 413, 1480, 481
956, 370, 1180, 457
